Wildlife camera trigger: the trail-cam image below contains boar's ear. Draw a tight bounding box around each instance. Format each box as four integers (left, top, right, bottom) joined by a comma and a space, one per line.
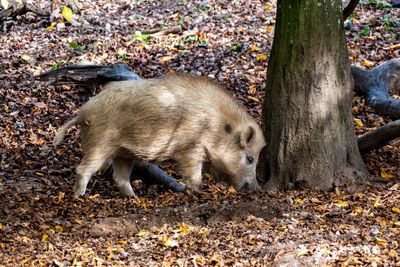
240, 125, 255, 148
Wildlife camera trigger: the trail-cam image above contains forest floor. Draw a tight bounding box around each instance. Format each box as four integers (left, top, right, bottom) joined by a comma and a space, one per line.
1, 0, 399, 266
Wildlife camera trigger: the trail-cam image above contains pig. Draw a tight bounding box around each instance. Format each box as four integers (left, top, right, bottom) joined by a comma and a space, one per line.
53, 74, 265, 197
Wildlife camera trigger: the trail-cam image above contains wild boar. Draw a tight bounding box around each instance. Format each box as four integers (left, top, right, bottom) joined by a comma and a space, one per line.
53, 74, 265, 197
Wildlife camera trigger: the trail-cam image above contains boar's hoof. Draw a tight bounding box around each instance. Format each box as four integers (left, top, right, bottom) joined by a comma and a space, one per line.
73, 184, 87, 196
186, 181, 201, 192
119, 189, 139, 200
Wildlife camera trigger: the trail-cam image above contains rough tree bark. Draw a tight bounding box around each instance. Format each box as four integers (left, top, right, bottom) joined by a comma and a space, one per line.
258, 0, 367, 191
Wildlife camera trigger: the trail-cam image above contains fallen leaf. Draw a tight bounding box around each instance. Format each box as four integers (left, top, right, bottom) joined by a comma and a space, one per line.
392, 207, 400, 214
62, 5, 73, 22
361, 59, 374, 68
256, 53, 268, 62
46, 21, 57, 31
353, 118, 364, 127
42, 234, 49, 242
334, 200, 349, 207
380, 168, 394, 179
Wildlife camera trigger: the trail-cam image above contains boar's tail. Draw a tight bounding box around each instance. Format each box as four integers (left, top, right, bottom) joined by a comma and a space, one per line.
53, 116, 81, 146
38, 63, 141, 86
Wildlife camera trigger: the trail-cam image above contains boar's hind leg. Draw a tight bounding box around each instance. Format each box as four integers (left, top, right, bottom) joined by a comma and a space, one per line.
112, 157, 137, 198
74, 150, 110, 195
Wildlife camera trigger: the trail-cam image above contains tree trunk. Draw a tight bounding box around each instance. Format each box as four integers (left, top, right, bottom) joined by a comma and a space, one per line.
258, 0, 366, 191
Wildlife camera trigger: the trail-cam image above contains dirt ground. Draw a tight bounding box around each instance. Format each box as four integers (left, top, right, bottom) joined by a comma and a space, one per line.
1, 0, 399, 266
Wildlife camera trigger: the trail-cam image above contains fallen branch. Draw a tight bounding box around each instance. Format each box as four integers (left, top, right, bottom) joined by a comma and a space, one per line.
142, 25, 182, 37
358, 119, 400, 154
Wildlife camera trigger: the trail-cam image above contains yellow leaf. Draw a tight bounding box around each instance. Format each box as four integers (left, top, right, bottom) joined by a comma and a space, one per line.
1, 0, 9, 10
380, 168, 395, 179
379, 220, 387, 227
197, 229, 207, 235
42, 234, 49, 242
334, 200, 349, 207
62, 5, 73, 22
118, 240, 128, 245
264, 3, 272, 12
163, 238, 178, 247
353, 118, 364, 127
137, 229, 148, 237
56, 192, 65, 204
0, 223, 2, 230
256, 53, 268, 62
394, 221, 400, 227
361, 59, 374, 68
249, 45, 260, 52
178, 222, 192, 235
375, 237, 388, 247
295, 198, 304, 204
297, 249, 310, 257
266, 26, 274, 32
55, 225, 64, 232
46, 21, 57, 31
89, 194, 100, 199
20, 258, 30, 264
352, 206, 363, 215
227, 185, 237, 194
373, 198, 380, 208
392, 207, 400, 214
248, 84, 257, 95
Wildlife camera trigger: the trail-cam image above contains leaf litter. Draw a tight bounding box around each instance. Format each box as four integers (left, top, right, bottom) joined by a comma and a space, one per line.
0, 0, 399, 265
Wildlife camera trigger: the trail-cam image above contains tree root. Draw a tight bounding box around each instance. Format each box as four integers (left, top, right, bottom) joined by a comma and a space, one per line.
358, 119, 400, 154
343, 0, 360, 20
352, 58, 400, 153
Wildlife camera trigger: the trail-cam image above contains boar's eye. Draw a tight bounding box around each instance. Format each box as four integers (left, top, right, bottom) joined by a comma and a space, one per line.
246, 154, 254, 165
224, 123, 232, 133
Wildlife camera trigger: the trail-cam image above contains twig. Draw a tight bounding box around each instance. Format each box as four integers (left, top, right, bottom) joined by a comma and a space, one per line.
143, 25, 182, 37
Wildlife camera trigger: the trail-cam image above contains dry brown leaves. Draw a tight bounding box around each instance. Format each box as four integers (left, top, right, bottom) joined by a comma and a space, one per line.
0, 0, 399, 266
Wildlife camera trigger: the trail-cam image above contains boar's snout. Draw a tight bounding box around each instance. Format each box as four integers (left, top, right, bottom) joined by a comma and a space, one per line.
236, 177, 261, 192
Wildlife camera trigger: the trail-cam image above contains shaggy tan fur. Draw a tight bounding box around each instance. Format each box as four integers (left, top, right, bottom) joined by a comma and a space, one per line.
54, 74, 265, 197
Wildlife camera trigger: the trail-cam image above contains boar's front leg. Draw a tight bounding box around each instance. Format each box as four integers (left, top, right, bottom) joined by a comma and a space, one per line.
112, 157, 138, 198
176, 153, 204, 191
